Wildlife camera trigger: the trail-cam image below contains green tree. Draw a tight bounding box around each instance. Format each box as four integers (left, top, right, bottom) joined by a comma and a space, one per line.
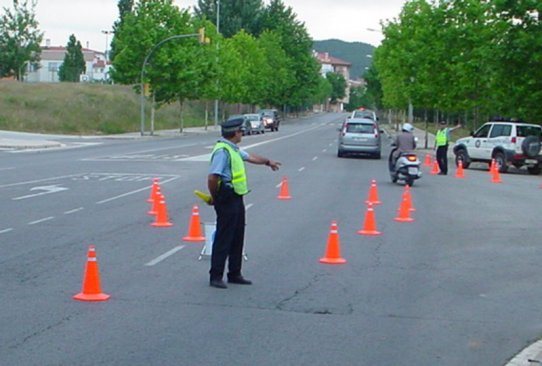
259, 0, 321, 110
194, 0, 263, 38
0, 0, 43, 80
109, 0, 134, 63
58, 34, 86, 82
325, 72, 346, 104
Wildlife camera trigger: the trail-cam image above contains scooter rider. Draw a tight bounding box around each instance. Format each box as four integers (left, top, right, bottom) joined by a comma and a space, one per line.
392, 123, 416, 165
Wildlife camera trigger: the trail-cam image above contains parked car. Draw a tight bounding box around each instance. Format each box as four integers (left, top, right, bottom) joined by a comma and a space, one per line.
453, 119, 542, 174
258, 109, 280, 131
337, 117, 382, 159
243, 113, 265, 134
226, 114, 252, 136
349, 108, 378, 121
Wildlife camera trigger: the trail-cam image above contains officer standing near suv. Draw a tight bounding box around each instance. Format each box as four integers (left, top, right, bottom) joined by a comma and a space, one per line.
435, 121, 461, 175
207, 117, 281, 289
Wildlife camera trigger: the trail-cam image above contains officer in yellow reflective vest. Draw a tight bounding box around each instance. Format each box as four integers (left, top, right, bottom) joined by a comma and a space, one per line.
435, 120, 461, 175
207, 117, 281, 289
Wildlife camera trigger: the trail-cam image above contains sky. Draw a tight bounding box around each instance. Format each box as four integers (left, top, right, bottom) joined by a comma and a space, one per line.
0, 0, 407, 53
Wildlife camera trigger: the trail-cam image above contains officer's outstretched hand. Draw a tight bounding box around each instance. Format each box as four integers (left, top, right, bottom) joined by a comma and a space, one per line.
268, 160, 281, 171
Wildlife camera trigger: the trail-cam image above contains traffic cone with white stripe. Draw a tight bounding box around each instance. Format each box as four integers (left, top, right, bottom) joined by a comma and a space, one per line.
73, 245, 110, 302
182, 205, 205, 242
320, 220, 347, 264
366, 179, 381, 205
147, 178, 160, 203
151, 194, 173, 227
357, 202, 381, 236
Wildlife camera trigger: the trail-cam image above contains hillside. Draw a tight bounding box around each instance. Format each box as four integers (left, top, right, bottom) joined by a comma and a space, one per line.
313, 39, 375, 80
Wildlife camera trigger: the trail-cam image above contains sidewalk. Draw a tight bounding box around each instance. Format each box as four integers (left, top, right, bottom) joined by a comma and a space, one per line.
0, 126, 220, 150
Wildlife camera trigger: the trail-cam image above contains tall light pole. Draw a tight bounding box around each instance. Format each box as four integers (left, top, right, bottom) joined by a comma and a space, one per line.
101, 30, 113, 62
140, 32, 203, 136
213, 0, 220, 127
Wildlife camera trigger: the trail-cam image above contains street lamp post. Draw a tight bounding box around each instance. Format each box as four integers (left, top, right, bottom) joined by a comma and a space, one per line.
213, 0, 220, 127
101, 30, 113, 62
139, 32, 201, 136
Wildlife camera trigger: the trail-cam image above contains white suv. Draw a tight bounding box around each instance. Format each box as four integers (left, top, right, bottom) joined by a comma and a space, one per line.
453, 120, 542, 174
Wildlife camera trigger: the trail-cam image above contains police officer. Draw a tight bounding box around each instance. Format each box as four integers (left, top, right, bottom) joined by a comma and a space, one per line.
207, 117, 281, 289
435, 120, 461, 175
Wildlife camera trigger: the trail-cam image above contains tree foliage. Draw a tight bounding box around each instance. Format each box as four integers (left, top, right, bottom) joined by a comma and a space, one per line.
193, 0, 263, 38
0, 0, 43, 80
109, 0, 134, 62
373, 0, 542, 125
58, 34, 86, 82
326, 72, 346, 104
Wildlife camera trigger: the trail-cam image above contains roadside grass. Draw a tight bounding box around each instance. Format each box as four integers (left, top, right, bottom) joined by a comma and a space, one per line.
0, 81, 206, 135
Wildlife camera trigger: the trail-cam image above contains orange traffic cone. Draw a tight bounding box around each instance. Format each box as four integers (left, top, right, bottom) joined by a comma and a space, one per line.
430, 160, 440, 175
73, 245, 110, 302
182, 205, 205, 241
489, 159, 497, 175
148, 185, 161, 215
403, 185, 415, 212
277, 176, 292, 200
151, 194, 173, 227
455, 160, 465, 178
424, 153, 432, 167
320, 220, 347, 264
357, 203, 381, 236
366, 179, 381, 205
491, 163, 502, 183
394, 196, 414, 222
147, 178, 160, 203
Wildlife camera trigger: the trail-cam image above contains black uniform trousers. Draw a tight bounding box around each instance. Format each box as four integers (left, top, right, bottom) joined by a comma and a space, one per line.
436, 144, 449, 175
210, 184, 246, 281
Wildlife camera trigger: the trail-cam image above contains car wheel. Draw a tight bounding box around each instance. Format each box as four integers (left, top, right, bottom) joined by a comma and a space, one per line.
493, 152, 508, 173
521, 136, 541, 158
528, 165, 541, 175
455, 149, 470, 169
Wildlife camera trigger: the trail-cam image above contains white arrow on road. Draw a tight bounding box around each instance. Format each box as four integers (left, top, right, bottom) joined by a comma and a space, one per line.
13, 185, 69, 200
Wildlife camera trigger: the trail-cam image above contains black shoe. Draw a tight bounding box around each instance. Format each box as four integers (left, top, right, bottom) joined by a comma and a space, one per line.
210, 279, 227, 289
228, 276, 252, 285
438, 172, 447, 175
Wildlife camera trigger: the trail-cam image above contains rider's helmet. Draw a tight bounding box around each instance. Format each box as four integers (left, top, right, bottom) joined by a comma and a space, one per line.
402, 123, 414, 133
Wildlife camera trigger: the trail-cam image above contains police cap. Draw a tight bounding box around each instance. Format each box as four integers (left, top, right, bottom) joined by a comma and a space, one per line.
221, 117, 244, 132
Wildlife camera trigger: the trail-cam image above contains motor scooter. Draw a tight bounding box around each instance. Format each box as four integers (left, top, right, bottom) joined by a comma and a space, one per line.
388, 147, 422, 186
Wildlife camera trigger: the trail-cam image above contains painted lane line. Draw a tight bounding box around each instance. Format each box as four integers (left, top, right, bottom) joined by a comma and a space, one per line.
312, 156, 318, 161
298, 167, 305, 172
0, 174, 80, 189
145, 246, 186, 266
246, 203, 254, 211
0, 167, 15, 171
0, 228, 14, 234
96, 176, 179, 205
28, 216, 55, 225
64, 207, 84, 214
322, 148, 327, 152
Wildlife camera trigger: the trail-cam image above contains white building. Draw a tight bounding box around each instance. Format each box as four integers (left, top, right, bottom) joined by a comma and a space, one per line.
25, 40, 111, 83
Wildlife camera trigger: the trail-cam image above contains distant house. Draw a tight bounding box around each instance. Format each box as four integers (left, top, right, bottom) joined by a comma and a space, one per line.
24, 40, 111, 83
313, 51, 352, 112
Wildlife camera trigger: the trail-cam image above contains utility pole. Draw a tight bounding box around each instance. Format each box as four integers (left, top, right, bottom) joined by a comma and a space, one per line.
101, 30, 113, 62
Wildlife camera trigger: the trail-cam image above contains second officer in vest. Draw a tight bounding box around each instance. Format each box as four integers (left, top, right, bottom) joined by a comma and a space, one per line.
207, 117, 281, 289
435, 120, 461, 175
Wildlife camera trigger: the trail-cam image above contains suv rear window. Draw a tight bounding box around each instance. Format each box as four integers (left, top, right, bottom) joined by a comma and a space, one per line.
516, 125, 541, 138
489, 124, 512, 138
352, 111, 375, 120
346, 123, 374, 133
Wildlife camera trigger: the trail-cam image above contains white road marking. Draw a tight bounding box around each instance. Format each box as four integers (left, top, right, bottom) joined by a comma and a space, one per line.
298, 167, 305, 172
145, 245, 186, 266
505, 339, 542, 366
322, 148, 327, 152
312, 156, 318, 161
0, 167, 15, 171
64, 207, 84, 214
13, 184, 69, 200
28, 216, 55, 225
246, 203, 254, 211
0, 228, 14, 234
0, 174, 80, 189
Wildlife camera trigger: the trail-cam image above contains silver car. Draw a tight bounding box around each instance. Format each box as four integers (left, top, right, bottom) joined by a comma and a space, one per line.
243, 113, 265, 134
337, 117, 382, 159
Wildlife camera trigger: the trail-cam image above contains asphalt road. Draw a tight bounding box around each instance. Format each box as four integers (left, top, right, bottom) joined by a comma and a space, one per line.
1, 113, 542, 366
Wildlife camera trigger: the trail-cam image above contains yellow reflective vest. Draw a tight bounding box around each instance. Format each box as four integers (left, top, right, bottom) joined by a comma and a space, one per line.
435, 129, 448, 147
211, 142, 248, 195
